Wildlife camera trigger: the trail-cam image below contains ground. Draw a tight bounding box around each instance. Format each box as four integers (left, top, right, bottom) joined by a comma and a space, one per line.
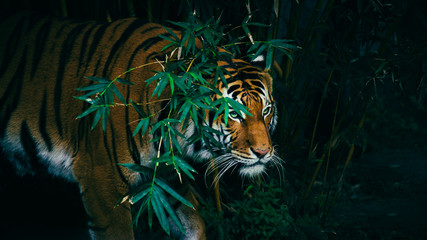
331, 128, 427, 240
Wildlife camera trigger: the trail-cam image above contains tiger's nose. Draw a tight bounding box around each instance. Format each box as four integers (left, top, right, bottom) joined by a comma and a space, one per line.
250, 147, 270, 158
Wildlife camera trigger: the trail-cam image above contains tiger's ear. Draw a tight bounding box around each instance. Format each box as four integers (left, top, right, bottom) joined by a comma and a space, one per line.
260, 71, 274, 93
251, 54, 266, 69
251, 54, 283, 80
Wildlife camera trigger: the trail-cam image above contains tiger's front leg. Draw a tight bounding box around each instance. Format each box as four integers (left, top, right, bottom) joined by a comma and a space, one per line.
73, 151, 134, 240
172, 188, 206, 240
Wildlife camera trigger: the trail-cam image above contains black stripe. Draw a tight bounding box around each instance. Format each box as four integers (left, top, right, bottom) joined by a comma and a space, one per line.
77, 24, 98, 76
39, 93, 53, 151
0, 48, 26, 137
0, 17, 26, 77
21, 121, 41, 171
102, 19, 145, 77
140, 26, 161, 35
249, 80, 265, 89
227, 85, 240, 95
106, 122, 129, 185
251, 87, 264, 95
193, 133, 202, 153
231, 90, 243, 99
125, 85, 141, 165
237, 72, 260, 81
54, 23, 87, 137
139, 36, 165, 51
145, 52, 164, 62
109, 20, 127, 40
83, 23, 109, 74
30, 18, 52, 80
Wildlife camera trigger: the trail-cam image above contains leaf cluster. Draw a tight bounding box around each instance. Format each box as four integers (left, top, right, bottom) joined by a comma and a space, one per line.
74, 12, 297, 236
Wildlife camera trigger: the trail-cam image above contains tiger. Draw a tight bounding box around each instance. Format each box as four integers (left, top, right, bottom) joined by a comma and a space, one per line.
0, 12, 280, 239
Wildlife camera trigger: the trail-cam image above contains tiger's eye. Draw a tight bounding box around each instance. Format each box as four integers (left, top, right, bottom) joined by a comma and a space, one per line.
263, 106, 271, 116
229, 111, 239, 119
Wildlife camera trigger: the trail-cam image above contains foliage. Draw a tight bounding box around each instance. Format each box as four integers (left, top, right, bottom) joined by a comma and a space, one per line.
201, 180, 297, 240
74, 11, 295, 236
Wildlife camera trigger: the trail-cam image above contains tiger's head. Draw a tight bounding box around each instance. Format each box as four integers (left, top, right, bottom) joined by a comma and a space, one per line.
185, 57, 281, 179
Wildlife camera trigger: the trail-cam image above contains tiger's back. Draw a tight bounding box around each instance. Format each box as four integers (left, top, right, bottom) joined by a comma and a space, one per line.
0, 12, 168, 180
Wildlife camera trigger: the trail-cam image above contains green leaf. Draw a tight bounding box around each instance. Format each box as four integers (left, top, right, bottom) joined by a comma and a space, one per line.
152, 76, 169, 97
251, 44, 268, 61
133, 197, 148, 227
227, 97, 252, 117
266, 46, 273, 70
76, 105, 98, 119
133, 118, 150, 136
174, 75, 188, 93
247, 42, 261, 54
147, 200, 153, 229
174, 156, 197, 180
101, 107, 109, 132
74, 89, 101, 101
151, 187, 170, 235
178, 101, 192, 122
191, 104, 198, 126
91, 109, 102, 130
213, 102, 225, 121
155, 188, 185, 234
155, 178, 193, 208
76, 83, 107, 91
118, 163, 154, 176
171, 135, 183, 154
145, 72, 163, 85
111, 83, 126, 104
162, 26, 180, 43
224, 103, 229, 126
116, 78, 135, 85
85, 76, 111, 83
131, 100, 148, 118
130, 187, 151, 204
168, 73, 174, 94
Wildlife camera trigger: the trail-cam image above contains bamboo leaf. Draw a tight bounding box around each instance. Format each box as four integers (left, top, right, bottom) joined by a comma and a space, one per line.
74, 89, 101, 101
130, 188, 151, 204
145, 72, 162, 85
151, 187, 170, 235
147, 199, 153, 229
131, 100, 148, 118
116, 78, 135, 85
76, 105, 99, 119
76, 83, 108, 91
111, 83, 126, 104
91, 109, 102, 130
85, 76, 111, 83
118, 163, 154, 176
224, 103, 229, 127
155, 178, 193, 208
213, 102, 225, 120
155, 188, 185, 234
266, 46, 273, 70
179, 101, 192, 121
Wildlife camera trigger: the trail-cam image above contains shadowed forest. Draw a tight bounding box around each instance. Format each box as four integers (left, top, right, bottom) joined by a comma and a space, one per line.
1, 0, 426, 239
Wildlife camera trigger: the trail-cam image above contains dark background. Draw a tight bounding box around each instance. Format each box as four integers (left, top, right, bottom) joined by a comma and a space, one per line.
1, 0, 426, 239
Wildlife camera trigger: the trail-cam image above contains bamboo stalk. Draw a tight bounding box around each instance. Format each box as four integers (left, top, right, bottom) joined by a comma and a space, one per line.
283, 0, 300, 79
324, 109, 367, 217
59, 0, 68, 17
297, 68, 334, 211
